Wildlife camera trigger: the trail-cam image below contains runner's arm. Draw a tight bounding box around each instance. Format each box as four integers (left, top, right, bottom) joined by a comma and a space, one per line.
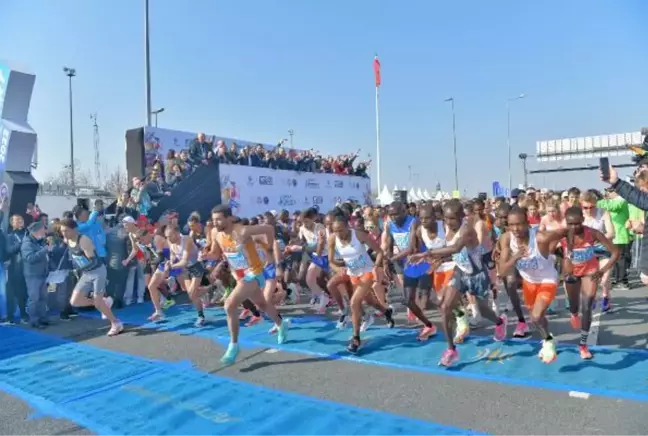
200, 228, 223, 261
356, 229, 384, 266
602, 211, 615, 240
242, 224, 275, 247
497, 233, 522, 276
327, 234, 344, 273
124, 233, 139, 264
78, 235, 97, 259
592, 229, 620, 271
425, 225, 473, 258
315, 227, 326, 257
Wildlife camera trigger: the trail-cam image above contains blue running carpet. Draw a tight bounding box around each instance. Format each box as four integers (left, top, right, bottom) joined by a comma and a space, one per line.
83, 302, 648, 402
0, 326, 480, 435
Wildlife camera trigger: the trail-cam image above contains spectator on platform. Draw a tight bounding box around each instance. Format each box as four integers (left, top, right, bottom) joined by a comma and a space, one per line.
164, 149, 181, 182
74, 205, 107, 262
188, 133, 213, 167
115, 192, 139, 221
131, 177, 153, 217
166, 164, 185, 189
21, 221, 50, 329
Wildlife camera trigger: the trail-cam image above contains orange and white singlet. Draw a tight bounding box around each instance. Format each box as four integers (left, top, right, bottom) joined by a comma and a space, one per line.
510, 229, 558, 285
216, 232, 264, 280
561, 227, 599, 277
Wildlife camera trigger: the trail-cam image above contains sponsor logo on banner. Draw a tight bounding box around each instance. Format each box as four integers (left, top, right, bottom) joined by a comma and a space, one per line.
0, 126, 9, 166
334, 181, 344, 189
312, 196, 323, 205
279, 195, 296, 206
305, 179, 319, 189
256, 196, 270, 205
326, 180, 332, 189
247, 176, 255, 186
0, 183, 8, 199
303, 196, 310, 206
259, 176, 273, 186
284, 177, 297, 187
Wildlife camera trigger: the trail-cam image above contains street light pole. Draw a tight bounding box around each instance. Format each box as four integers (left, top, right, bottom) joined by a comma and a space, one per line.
519, 153, 529, 188
506, 93, 526, 194
444, 97, 459, 191
288, 129, 294, 148
63, 67, 76, 191
144, 0, 152, 127
151, 107, 165, 127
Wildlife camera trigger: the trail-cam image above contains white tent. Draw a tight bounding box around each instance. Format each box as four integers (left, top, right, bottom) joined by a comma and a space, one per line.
423, 189, 432, 200
393, 184, 399, 192
409, 187, 419, 201
417, 188, 425, 200
435, 191, 443, 201
378, 185, 393, 205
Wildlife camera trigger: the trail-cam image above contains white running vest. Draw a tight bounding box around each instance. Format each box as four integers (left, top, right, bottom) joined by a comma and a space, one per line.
510, 228, 558, 284
335, 230, 374, 277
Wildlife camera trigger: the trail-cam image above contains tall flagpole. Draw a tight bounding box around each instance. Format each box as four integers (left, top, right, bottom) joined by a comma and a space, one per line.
375, 84, 381, 195
373, 55, 381, 197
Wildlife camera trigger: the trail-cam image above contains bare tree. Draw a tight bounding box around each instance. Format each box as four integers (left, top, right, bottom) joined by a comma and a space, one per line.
102, 166, 128, 194
43, 160, 93, 188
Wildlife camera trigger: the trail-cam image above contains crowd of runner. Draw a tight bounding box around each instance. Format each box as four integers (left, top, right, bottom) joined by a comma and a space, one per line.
2, 162, 647, 367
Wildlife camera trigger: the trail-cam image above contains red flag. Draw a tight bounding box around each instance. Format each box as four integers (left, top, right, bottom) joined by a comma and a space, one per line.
373, 55, 381, 88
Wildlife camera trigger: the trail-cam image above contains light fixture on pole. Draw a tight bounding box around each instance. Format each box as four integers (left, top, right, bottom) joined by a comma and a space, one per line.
151, 107, 164, 127
519, 153, 529, 188
63, 66, 76, 191
507, 93, 526, 194
288, 129, 294, 148
444, 97, 459, 191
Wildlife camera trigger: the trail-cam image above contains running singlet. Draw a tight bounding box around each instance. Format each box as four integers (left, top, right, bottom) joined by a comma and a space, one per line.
299, 224, 325, 254
335, 230, 374, 277
510, 228, 558, 284
217, 233, 264, 280
561, 227, 598, 277
583, 209, 609, 255
388, 216, 416, 258
420, 221, 452, 273
446, 224, 482, 275
169, 235, 199, 265
68, 235, 101, 272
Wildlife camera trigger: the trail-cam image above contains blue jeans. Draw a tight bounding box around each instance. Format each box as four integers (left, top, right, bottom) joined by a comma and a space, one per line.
25, 276, 48, 324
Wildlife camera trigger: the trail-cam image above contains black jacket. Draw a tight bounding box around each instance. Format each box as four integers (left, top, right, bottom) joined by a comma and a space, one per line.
613, 179, 648, 271
6, 229, 27, 279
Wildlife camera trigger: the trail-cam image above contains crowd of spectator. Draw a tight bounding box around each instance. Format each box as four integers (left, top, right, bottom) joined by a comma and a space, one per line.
145, 133, 371, 192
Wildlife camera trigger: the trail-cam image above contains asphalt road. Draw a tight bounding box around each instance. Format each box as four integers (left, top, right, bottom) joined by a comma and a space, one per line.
1, 283, 647, 435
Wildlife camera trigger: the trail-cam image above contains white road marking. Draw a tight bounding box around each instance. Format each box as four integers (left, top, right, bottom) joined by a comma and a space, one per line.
569, 391, 591, 400
587, 300, 603, 347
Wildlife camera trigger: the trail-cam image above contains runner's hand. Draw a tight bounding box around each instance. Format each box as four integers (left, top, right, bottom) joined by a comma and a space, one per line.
600, 164, 618, 184
408, 253, 427, 264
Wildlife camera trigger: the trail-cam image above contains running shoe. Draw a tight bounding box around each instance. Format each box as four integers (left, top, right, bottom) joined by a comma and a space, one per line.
148, 312, 165, 322
454, 315, 470, 343
277, 320, 289, 344
107, 322, 124, 337
239, 309, 251, 320
384, 307, 395, 328
513, 321, 529, 338
538, 339, 557, 363
245, 315, 262, 327
406, 309, 417, 323
194, 316, 206, 328
360, 314, 375, 332
269, 318, 290, 334
438, 348, 459, 367
336, 314, 348, 329
162, 298, 175, 310
417, 324, 437, 341
601, 296, 611, 313
347, 337, 361, 354
494, 314, 508, 341
101, 296, 114, 319
570, 313, 581, 330
579, 344, 592, 360
220, 343, 240, 365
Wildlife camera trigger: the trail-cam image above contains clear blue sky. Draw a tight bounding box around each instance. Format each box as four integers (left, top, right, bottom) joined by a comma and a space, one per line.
1, 0, 646, 194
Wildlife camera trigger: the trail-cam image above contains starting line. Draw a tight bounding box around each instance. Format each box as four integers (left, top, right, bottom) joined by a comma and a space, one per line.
79, 303, 648, 403
0, 326, 479, 435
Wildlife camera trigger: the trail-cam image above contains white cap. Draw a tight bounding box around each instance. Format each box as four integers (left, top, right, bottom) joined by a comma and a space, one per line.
270, 210, 278, 217
122, 216, 136, 224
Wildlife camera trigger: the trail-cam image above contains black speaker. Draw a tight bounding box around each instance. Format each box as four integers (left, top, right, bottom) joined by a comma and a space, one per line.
392, 190, 408, 203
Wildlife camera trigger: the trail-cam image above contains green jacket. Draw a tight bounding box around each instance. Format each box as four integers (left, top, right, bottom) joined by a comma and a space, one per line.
597, 197, 630, 244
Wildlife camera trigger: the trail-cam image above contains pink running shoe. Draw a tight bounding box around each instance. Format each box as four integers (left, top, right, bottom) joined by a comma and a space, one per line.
438, 348, 459, 367
245, 315, 262, 327
407, 309, 417, 323
239, 309, 251, 320
417, 325, 437, 341
494, 314, 508, 341
513, 321, 529, 338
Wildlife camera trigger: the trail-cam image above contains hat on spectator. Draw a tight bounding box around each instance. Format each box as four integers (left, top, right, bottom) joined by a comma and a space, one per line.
122, 216, 136, 224
27, 221, 44, 233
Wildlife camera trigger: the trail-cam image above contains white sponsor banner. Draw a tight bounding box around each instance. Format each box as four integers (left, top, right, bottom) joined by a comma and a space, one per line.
535, 132, 642, 162
219, 165, 372, 217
